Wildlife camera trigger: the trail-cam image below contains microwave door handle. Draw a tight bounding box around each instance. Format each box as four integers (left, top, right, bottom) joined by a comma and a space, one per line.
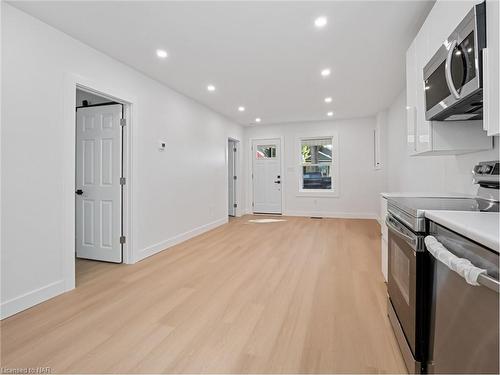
445, 39, 461, 99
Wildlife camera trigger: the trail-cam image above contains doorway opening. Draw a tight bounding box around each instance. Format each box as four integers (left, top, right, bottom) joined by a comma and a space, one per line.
75, 87, 128, 285
228, 138, 239, 217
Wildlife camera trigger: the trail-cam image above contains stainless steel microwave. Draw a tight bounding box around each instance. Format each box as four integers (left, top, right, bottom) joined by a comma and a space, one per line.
423, 3, 486, 121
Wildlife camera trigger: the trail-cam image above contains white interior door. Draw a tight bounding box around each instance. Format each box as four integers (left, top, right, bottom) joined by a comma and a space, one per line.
76, 104, 123, 263
252, 139, 282, 214
228, 140, 237, 216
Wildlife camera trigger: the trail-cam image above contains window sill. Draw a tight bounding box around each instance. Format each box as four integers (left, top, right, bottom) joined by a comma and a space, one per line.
296, 190, 339, 198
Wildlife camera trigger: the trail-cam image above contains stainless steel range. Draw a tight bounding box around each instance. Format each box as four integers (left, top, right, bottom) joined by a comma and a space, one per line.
385, 161, 499, 374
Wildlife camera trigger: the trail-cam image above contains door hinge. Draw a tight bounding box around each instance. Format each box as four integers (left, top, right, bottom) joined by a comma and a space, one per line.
120, 177, 126, 185
252, 202, 254, 207
120, 118, 126, 127
233, 175, 237, 180
120, 236, 126, 244
234, 203, 238, 208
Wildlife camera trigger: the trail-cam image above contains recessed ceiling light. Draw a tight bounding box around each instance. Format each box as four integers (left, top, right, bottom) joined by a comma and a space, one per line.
207, 85, 216, 92
156, 49, 168, 58
327, 111, 334, 117
255, 118, 262, 123
314, 16, 327, 28
321, 68, 331, 77
324, 97, 332, 103
238, 106, 245, 112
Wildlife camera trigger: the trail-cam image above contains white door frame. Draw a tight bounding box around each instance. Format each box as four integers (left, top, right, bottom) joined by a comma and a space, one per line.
248, 136, 285, 214
63, 73, 137, 292
227, 137, 241, 217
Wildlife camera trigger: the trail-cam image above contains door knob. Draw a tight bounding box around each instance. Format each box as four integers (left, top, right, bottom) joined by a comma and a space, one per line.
75, 189, 84, 195
274, 180, 281, 184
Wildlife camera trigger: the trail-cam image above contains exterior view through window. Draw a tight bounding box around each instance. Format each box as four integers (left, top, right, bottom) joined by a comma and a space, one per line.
256, 145, 277, 159
301, 137, 333, 190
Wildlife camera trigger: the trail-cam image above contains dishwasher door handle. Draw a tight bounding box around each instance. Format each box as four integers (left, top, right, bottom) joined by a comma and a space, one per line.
425, 235, 499, 293
478, 273, 500, 294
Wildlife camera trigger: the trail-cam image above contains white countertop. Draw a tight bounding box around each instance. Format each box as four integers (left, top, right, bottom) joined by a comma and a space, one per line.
425, 210, 500, 253
381, 192, 475, 198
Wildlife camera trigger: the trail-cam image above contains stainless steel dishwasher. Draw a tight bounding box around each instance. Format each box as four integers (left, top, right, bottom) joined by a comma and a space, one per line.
426, 222, 499, 374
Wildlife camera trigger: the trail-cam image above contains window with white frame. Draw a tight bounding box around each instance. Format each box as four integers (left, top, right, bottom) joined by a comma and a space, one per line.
300, 137, 334, 192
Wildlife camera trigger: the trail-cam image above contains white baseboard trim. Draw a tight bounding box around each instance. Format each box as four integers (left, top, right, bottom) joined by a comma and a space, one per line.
283, 210, 379, 220
136, 217, 229, 262
1, 279, 66, 320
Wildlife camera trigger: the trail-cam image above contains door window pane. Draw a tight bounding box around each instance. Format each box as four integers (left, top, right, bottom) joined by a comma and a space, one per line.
256, 145, 276, 159
391, 240, 410, 305
451, 31, 476, 88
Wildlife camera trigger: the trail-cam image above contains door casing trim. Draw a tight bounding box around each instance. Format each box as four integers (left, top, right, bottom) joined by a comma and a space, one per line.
63, 73, 137, 293
227, 137, 240, 217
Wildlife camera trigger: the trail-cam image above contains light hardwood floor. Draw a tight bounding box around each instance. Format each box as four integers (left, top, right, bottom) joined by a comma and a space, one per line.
1, 216, 406, 374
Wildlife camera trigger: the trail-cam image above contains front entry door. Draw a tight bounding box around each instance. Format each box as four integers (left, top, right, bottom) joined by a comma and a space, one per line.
252, 139, 282, 214
76, 104, 123, 263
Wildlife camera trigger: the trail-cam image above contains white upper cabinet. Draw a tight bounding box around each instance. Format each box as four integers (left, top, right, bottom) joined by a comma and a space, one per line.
414, 29, 432, 153
406, 39, 417, 155
483, 0, 500, 136
427, 1, 480, 56
405, 0, 494, 155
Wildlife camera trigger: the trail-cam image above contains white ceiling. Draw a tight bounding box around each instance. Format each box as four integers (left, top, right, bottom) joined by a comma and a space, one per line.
11, 1, 434, 125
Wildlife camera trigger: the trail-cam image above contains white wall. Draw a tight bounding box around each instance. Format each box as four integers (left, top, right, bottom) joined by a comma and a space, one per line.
243, 118, 385, 218
1, 4, 243, 318
386, 89, 499, 195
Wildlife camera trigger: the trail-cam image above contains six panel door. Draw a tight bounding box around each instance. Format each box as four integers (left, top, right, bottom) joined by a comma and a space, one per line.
76, 104, 123, 263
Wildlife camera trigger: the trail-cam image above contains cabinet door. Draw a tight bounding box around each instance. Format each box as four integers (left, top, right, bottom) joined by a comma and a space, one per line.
484, 0, 500, 136
406, 40, 417, 155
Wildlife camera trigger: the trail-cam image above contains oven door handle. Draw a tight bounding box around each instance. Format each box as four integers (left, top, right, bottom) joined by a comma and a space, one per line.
445, 39, 461, 100
385, 216, 416, 247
